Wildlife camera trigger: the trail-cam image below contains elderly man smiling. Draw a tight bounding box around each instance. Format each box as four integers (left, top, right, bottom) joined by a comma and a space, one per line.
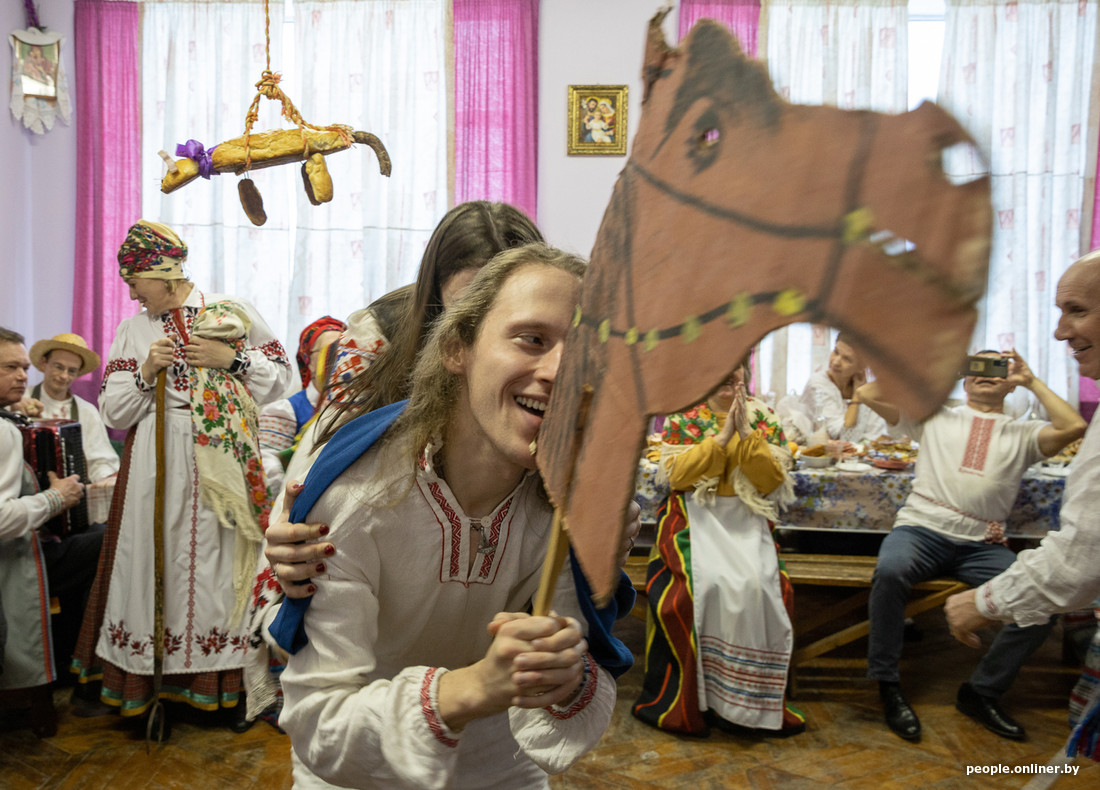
947, 250, 1100, 760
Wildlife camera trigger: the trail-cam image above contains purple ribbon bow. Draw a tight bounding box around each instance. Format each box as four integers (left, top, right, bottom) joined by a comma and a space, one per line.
175, 139, 218, 179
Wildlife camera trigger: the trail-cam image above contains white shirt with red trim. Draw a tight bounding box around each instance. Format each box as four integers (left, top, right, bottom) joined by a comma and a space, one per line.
893, 405, 1046, 541
279, 434, 614, 790
976, 415, 1100, 627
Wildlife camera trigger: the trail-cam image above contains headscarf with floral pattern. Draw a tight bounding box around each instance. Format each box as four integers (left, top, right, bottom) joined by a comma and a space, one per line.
117, 220, 188, 280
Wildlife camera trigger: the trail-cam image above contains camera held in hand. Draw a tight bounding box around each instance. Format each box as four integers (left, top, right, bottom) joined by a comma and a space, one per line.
962, 355, 1009, 378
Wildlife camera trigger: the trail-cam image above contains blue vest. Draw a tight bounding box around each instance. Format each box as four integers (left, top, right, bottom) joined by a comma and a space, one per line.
288, 389, 315, 433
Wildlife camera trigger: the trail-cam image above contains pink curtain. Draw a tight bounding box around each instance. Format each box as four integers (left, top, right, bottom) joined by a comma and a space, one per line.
71, 0, 141, 404
678, 0, 761, 54
453, 0, 538, 219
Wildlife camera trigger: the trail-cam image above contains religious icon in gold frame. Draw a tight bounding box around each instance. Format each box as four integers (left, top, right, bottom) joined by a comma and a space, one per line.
567, 84, 627, 156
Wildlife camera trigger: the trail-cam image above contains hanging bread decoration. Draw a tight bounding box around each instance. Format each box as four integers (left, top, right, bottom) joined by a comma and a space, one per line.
301, 152, 334, 206
160, 127, 390, 195
158, 0, 390, 226
238, 178, 267, 226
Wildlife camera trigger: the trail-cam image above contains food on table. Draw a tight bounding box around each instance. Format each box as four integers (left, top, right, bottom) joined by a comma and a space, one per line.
1046, 437, 1082, 465
866, 435, 918, 465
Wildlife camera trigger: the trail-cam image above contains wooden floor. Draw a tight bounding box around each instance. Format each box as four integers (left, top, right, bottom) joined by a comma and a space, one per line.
1, 587, 1097, 789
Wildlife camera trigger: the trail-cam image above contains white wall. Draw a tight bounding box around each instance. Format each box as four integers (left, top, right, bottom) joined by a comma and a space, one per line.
537, 1, 679, 257
1, 0, 77, 349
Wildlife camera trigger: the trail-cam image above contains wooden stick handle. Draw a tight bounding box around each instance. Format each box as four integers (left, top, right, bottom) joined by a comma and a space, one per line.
152, 370, 167, 671
532, 509, 570, 616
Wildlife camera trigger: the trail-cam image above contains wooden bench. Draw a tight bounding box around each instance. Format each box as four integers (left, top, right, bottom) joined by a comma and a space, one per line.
624, 553, 968, 692
779, 554, 967, 681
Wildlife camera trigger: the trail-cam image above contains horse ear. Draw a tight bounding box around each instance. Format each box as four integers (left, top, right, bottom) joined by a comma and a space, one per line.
643, 7, 674, 102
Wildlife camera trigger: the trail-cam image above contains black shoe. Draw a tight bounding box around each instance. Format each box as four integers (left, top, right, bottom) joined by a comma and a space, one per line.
879, 682, 921, 742
955, 683, 1025, 741
226, 699, 255, 734
70, 680, 102, 703
69, 694, 113, 719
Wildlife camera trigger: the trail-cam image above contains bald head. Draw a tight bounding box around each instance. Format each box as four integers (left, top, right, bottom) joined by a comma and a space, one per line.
1055, 250, 1100, 380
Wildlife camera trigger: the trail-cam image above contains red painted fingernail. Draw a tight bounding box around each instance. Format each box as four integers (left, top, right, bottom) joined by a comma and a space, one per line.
307, 585, 317, 594
316, 563, 326, 573
324, 544, 335, 556
318, 524, 330, 536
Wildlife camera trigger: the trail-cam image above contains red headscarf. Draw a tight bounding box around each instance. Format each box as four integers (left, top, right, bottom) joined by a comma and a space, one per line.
297, 316, 346, 388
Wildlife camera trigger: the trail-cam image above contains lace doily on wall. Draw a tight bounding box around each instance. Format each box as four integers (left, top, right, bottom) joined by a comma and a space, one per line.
9, 27, 71, 135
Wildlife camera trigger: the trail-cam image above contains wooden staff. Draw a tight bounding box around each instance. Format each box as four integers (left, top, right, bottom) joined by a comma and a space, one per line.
532, 511, 570, 617
531, 385, 594, 616
146, 369, 168, 748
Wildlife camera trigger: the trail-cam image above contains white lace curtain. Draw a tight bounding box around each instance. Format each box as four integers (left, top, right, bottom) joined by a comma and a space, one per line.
938, 0, 1099, 405
140, 0, 447, 346
758, 0, 910, 401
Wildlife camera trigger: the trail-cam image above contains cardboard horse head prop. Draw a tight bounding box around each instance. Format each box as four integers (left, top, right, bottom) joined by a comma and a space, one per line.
537, 13, 992, 603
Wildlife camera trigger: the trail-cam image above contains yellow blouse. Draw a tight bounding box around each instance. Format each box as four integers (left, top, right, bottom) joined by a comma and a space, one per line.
665, 412, 785, 498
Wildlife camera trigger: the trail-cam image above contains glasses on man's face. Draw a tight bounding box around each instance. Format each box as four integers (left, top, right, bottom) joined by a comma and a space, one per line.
49, 362, 81, 377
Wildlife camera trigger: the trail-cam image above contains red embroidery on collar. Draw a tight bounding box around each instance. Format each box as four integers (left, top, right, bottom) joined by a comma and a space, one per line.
429, 482, 463, 578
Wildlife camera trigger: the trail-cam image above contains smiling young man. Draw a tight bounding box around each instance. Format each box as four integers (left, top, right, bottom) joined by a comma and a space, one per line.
25, 333, 119, 483
856, 349, 1086, 743
276, 245, 624, 790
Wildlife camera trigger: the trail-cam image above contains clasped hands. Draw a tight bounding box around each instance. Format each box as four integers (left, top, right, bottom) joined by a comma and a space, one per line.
437, 612, 589, 731
141, 334, 237, 382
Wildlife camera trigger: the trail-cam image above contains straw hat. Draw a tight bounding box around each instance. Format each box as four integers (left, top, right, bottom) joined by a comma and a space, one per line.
29, 333, 101, 376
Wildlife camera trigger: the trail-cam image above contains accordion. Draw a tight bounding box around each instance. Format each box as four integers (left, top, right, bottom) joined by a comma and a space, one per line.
20, 419, 90, 537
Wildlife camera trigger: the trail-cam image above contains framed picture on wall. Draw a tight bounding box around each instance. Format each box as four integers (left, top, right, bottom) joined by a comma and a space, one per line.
567, 84, 627, 156
11, 34, 59, 99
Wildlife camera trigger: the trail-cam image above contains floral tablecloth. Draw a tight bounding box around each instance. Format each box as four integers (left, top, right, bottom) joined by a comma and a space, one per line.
634, 459, 1065, 539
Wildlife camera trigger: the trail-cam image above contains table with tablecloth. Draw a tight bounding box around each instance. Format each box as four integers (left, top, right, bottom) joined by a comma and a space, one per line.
634, 458, 1066, 539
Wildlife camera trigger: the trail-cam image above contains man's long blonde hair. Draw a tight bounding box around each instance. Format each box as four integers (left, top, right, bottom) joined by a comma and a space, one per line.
394, 243, 587, 470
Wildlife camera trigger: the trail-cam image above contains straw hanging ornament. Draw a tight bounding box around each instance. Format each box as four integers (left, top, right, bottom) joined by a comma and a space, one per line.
159, 0, 390, 226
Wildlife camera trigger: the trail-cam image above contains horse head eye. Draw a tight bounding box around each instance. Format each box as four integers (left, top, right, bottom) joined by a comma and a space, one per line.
689, 110, 721, 173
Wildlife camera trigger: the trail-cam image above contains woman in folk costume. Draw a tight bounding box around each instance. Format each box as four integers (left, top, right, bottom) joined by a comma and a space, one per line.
72, 220, 294, 731
633, 358, 806, 736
